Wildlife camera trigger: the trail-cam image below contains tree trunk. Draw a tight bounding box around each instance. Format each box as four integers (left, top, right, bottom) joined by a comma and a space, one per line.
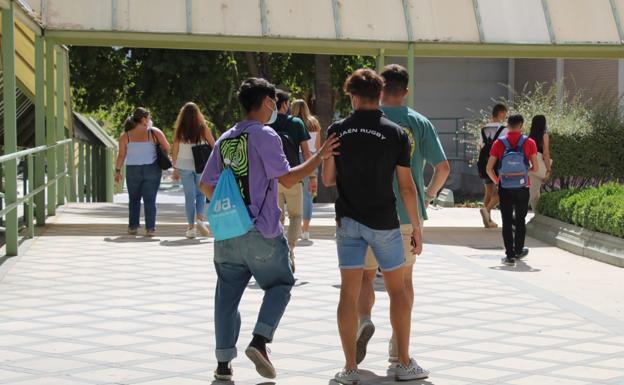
314, 54, 337, 203
245, 52, 260, 78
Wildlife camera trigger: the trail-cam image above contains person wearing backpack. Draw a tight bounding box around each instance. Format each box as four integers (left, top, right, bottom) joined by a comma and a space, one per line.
486, 114, 538, 266
477, 103, 508, 228
269, 90, 312, 272
199, 78, 339, 382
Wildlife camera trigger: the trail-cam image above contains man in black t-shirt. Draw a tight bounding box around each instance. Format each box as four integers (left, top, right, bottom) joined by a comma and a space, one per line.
322, 69, 424, 384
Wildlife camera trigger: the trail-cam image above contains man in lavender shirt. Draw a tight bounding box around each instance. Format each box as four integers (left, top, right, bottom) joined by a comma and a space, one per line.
199, 78, 339, 382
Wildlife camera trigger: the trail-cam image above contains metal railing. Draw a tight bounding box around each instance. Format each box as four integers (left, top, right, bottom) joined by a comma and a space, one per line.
429, 117, 472, 161
0, 139, 72, 240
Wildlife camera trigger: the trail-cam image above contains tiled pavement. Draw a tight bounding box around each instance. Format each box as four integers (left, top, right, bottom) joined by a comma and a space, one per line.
0, 202, 623, 385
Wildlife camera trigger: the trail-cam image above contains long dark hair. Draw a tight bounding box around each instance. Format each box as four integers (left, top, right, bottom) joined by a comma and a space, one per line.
529, 115, 547, 150
174, 102, 208, 143
124, 107, 150, 132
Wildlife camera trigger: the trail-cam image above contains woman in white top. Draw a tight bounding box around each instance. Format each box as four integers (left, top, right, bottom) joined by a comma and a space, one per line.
172, 102, 216, 238
291, 99, 321, 244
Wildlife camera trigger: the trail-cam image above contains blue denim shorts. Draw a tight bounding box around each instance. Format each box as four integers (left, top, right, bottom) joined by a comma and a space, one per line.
336, 217, 405, 272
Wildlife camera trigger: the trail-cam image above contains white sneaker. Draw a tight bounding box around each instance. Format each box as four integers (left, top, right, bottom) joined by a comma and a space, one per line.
185, 227, 197, 239
298, 232, 313, 246
196, 221, 211, 237
388, 339, 399, 363
334, 368, 360, 385
356, 319, 375, 364
395, 358, 429, 381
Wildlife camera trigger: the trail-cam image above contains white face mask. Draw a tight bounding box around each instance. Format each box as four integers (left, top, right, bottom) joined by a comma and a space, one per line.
266, 100, 278, 125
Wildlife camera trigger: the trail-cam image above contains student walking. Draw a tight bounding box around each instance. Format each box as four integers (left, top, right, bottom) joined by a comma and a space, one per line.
291, 99, 321, 246
478, 103, 508, 228
199, 78, 339, 382
269, 90, 312, 271
322, 68, 425, 384
172, 102, 216, 238
357, 64, 449, 373
486, 114, 538, 266
115, 107, 170, 237
528, 115, 552, 211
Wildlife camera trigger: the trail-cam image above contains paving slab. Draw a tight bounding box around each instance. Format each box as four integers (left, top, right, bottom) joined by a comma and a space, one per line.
0, 196, 622, 385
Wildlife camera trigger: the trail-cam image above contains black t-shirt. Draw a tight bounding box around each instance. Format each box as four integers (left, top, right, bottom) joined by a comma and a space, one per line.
328, 109, 411, 230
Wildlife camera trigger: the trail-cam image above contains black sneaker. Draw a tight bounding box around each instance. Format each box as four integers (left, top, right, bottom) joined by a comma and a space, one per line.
515, 247, 529, 259
214, 361, 233, 381
245, 344, 276, 379
501, 257, 516, 266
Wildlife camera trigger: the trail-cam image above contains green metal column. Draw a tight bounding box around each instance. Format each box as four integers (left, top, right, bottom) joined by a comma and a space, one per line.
92, 146, 99, 202
56, 48, 66, 206
26, 155, 34, 238
407, 43, 415, 108
68, 140, 76, 202
85, 144, 92, 202
105, 148, 114, 202
34, 35, 46, 226
45, 40, 57, 216
78, 142, 85, 202
376, 48, 385, 72
2, 5, 18, 256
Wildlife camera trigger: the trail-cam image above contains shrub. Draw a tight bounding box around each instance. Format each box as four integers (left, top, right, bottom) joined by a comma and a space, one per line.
537, 183, 624, 238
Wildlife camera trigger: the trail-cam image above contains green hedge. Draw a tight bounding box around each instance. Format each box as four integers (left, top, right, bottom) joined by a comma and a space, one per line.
537, 183, 624, 238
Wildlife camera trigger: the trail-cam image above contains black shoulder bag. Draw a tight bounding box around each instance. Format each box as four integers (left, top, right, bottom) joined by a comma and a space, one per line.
150, 129, 173, 170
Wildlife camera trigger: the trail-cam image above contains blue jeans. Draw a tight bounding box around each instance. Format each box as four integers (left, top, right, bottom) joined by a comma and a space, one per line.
178, 168, 206, 224
213, 229, 294, 362
125, 162, 162, 231
336, 217, 405, 271
302, 176, 313, 221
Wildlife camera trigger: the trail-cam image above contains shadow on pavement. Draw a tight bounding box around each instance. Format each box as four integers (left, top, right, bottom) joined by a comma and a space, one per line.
328, 369, 436, 384
490, 259, 541, 272
159, 238, 212, 247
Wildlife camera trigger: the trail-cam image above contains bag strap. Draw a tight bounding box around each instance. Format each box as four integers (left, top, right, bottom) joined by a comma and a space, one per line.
253, 180, 272, 224
480, 127, 487, 144
149, 129, 160, 147
500, 137, 511, 151
493, 125, 506, 141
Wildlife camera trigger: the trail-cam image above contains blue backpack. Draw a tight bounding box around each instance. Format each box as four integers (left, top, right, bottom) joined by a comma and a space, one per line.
207, 131, 271, 241
498, 135, 529, 189
207, 167, 253, 241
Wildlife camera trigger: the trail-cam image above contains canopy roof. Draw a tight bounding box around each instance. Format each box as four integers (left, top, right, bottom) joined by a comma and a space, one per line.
7, 0, 624, 58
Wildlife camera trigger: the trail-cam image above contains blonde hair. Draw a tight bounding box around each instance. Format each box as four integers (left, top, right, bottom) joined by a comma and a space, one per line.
291, 99, 320, 133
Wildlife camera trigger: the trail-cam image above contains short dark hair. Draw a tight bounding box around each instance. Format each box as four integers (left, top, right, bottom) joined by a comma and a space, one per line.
507, 114, 524, 128
381, 64, 409, 95
492, 103, 508, 118
343, 68, 383, 102
237, 78, 276, 113
276, 89, 290, 110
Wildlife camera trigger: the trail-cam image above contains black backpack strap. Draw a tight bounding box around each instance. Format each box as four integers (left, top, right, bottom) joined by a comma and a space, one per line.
480, 127, 487, 144
253, 180, 272, 224
493, 125, 506, 141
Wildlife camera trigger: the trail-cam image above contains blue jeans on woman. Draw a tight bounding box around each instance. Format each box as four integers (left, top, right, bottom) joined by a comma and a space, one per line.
178, 168, 206, 224
213, 229, 294, 362
299, 153, 314, 221
125, 162, 162, 231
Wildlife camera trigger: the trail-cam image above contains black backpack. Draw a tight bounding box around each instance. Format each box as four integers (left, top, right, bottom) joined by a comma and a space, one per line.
277, 118, 301, 168
477, 125, 505, 179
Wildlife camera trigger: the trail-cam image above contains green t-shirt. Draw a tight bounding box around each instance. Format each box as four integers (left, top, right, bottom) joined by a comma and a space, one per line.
381, 106, 447, 222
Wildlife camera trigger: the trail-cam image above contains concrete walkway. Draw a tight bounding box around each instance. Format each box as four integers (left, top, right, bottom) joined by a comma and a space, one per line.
0, 195, 622, 385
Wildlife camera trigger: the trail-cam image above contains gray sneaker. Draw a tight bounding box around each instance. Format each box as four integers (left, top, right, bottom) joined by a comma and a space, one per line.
334, 368, 360, 385
355, 319, 375, 364
395, 358, 430, 381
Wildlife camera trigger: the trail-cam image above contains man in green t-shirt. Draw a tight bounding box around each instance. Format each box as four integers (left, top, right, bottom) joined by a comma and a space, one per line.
355, 64, 450, 365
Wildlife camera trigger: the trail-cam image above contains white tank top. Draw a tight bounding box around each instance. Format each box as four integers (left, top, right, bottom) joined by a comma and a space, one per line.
175, 142, 196, 171
307, 132, 318, 155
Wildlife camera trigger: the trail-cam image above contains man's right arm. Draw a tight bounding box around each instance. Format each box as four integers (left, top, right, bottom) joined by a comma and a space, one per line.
279, 133, 340, 188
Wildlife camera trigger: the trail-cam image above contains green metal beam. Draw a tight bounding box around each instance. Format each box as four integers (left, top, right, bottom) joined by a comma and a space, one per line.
472, 0, 485, 43
541, 0, 556, 44
185, 0, 193, 33
34, 35, 46, 226
45, 30, 624, 59
56, 48, 65, 206
331, 0, 343, 40
2, 4, 19, 256
45, 40, 56, 216
610, 0, 624, 43
259, 0, 268, 36
25, 155, 34, 238
407, 43, 415, 107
